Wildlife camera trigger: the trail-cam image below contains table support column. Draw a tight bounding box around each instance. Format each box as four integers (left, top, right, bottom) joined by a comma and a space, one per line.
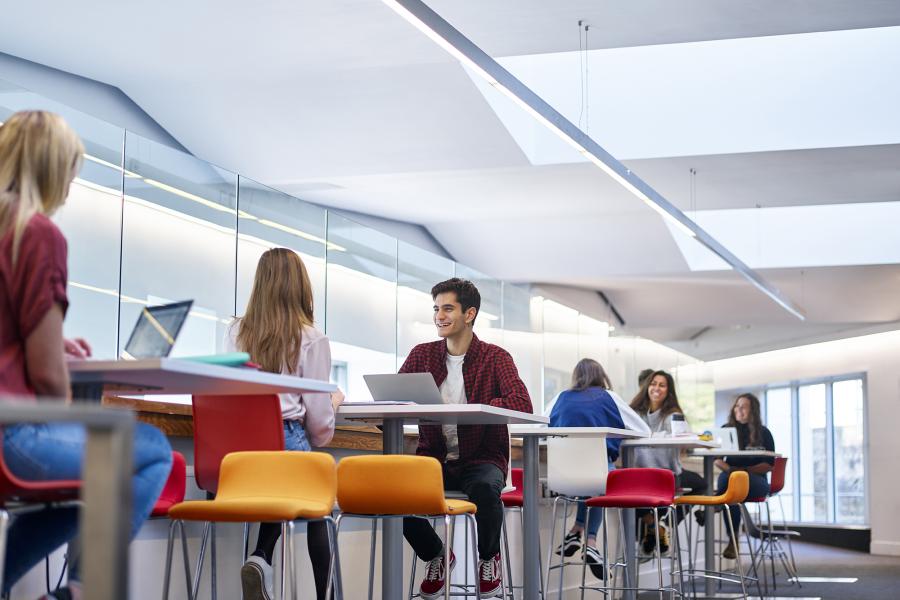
382, 418, 405, 600
81, 418, 134, 599
704, 455, 716, 597
621, 446, 636, 600
522, 435, 541, 600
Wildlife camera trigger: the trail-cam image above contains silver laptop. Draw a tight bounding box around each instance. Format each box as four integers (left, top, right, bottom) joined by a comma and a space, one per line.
710, 426, 739, 451
121, 300, 193, 360
359, 373, 444, 405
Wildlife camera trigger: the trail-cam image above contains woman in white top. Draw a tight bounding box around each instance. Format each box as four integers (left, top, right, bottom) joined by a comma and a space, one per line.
229, 247, 343, 600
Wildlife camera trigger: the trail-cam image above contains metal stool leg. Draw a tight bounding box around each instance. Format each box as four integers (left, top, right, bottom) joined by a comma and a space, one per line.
724, 508, 748, 600
162, 519, 178, 600
468, 514, 483, 600
287, 521, 298, 600
369, 520, 378, 600
191, 522, 210, 600
326, 514, 344, 600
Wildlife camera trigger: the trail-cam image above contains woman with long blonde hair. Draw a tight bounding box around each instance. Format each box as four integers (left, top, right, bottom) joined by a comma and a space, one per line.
0, 111, 172, 600
228, 247, 343, 600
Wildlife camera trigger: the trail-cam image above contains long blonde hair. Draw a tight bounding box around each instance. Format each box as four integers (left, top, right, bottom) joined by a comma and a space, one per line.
0, 111, 84, 264
236, 248, 315, 374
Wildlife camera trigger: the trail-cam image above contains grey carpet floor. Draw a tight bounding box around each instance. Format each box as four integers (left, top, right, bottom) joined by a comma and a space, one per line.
637, 541, 900, 599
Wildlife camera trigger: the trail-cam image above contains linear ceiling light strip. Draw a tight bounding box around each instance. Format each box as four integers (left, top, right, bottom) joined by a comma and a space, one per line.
382, 0, 805, 321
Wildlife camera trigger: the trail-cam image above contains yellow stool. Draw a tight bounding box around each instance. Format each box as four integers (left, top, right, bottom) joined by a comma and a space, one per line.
162, 451, 339, 600
332, 455, 480, 600
674, 470, 751, 599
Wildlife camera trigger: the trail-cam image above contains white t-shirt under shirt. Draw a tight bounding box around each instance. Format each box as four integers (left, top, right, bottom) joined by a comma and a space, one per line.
440, 353, 467, 461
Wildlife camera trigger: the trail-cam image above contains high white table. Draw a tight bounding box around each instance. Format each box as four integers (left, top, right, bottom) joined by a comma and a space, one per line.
508, 426, 648, 600
690, 449, 781, 598
618, 437, 720, 600
68, 357, 336, 400
337, 405, 547, 600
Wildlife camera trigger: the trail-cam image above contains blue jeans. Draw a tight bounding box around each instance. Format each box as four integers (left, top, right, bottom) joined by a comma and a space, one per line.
716, 470, 770, 533
574, 461, 615, 539
2, 421, 172, 592
283, 419, 311, 451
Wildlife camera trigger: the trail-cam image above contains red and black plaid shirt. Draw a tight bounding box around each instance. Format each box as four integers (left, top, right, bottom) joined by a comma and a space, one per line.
399, 333, 533, 476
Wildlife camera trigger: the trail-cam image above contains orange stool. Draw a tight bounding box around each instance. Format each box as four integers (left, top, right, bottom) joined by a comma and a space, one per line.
333, 455, 479, 600
162, 451, 339, 600
675, 470, 752, 599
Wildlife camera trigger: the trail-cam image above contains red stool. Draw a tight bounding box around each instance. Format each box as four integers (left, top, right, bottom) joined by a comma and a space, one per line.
152, 451, 187, 517
499, 468, 539, 599
0, 436, 81, 593
582, 468, 677, 598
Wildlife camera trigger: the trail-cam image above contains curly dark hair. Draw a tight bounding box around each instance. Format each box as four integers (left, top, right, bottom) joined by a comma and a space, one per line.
431, 278, 481, 324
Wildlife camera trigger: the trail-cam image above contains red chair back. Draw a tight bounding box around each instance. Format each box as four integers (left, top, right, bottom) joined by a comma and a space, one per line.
769, 456, 788, 495
151, 451, 187, 517
192, 395, 284, 495
510, 467, 523, 492
607, 468, 675, 503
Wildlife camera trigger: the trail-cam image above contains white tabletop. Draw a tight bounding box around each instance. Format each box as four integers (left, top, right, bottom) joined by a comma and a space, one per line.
508, 426, 646, 439
691, 449, 781, 457
336, 403, 548, 426
68, 358, 336, 396
621, 437, 719, 449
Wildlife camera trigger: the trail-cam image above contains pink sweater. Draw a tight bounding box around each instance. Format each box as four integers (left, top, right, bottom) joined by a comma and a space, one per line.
227, 323, 336, 447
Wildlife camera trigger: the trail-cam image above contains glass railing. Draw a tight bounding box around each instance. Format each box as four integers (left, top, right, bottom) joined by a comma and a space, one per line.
0, 77, 711, 419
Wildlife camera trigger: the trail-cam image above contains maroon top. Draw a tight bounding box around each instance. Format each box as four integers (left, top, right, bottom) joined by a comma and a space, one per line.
399, 334, 532, 476
0, 213, 69, 398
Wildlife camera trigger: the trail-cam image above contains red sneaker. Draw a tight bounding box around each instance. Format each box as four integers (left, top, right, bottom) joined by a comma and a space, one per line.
478, 553, 503, 597
419, 550, 456, 599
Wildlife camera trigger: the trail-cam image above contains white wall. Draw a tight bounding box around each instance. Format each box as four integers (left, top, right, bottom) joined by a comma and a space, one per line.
707, 329, 900, 555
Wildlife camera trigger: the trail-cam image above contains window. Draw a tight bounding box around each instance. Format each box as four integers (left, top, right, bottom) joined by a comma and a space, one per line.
762, 376, 867, 524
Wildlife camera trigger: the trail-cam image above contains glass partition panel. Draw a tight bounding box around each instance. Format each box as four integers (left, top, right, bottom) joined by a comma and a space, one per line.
766, 386, 795, 520
502, 284, 543, 409
326, 213, 397, 401
542, 299, 579, 413
798, 383, 828, 521
455, 264, 503, 346
1, 84, 126, 358
120, 132, 237, 365
397, 241, 454, 367
833, 378, 866, 524
235, 178, 327, 330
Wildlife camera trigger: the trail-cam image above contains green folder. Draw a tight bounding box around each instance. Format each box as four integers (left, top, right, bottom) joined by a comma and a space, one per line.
180, 352, 252, 367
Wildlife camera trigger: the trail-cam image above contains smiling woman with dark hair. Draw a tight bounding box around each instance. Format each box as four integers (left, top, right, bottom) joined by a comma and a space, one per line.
629, 370, 707, 555
714, 392, 775, 559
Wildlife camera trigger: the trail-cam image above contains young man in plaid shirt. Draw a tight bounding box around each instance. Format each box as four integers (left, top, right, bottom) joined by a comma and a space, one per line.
400, 278, 533, 598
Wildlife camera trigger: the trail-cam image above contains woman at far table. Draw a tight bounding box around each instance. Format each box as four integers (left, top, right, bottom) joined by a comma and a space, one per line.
715, 392, 775, 559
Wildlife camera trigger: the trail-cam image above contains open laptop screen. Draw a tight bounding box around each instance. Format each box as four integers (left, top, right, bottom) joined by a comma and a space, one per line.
122, 300, 193, 359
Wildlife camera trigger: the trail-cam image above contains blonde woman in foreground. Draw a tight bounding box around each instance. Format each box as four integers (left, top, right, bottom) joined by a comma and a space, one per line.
0, 111, 172, 600
228, 247, 343, 600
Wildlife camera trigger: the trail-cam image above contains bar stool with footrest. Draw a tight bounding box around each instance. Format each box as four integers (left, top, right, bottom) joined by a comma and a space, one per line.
332, 455, 481, 600
544, 436, 611, 599
500, 467, 541, 600
674, 470, 755, 599
581, 468, 679, 599
161, 393, 301, 600
741, 456, 799, 593
162, 451, 340, 600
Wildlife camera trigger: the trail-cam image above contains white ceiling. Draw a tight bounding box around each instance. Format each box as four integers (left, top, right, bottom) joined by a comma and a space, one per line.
2, 0, 899, 359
